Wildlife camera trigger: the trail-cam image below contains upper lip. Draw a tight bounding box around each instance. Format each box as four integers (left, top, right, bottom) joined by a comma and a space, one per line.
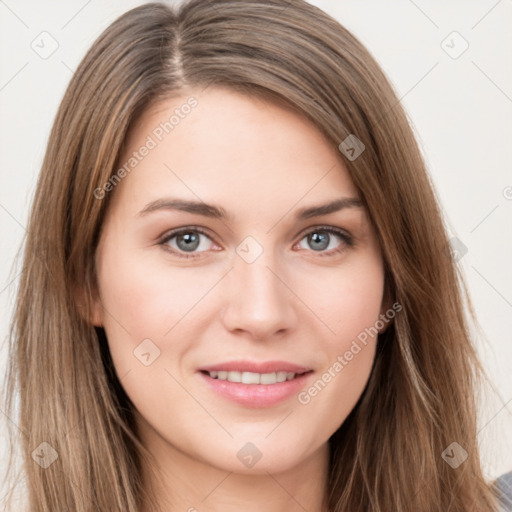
198, 360, 312, 374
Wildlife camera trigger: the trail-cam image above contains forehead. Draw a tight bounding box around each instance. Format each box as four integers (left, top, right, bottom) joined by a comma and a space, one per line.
111, 87, 360, 218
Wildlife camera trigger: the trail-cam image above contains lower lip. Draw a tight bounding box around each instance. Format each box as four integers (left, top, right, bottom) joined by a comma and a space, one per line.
198, 371, 313, 408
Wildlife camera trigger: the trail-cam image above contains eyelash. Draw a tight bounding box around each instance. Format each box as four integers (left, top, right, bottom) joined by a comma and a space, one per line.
158, 225, 354, 260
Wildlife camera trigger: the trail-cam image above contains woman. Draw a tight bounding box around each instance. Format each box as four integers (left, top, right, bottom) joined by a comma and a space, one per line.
3, 0, 510, 510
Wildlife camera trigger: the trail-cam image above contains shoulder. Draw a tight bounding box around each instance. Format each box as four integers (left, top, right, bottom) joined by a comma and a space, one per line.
494, 471, 512, 511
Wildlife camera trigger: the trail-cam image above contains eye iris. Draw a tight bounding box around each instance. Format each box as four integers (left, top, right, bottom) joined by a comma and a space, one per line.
308, 232, 329, 251
177, 232, 200, 252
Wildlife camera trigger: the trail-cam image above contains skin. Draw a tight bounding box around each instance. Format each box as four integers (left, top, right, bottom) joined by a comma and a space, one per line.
91, 87, 388, 512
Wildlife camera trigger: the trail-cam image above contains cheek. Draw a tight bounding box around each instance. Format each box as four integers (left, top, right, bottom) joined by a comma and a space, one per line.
297, 291, 380, 435
95, 246, 211, 415
96, 243, 228, 383
98, 244, 219, 337
297, 340, 376, 443
294, 256, 383, 422
304, 254, 385, 342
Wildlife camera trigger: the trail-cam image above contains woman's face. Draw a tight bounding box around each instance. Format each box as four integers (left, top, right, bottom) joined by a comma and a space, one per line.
92, 87, 387, 475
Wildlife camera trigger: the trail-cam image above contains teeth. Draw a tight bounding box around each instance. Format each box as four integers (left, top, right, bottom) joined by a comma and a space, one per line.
277, 371, 288, 383
207, 370, 298, 384
227, 371, 241, 383
242, 372, 260, 384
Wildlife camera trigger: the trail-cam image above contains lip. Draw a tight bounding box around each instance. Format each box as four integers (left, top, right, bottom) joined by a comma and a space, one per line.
197, 360, 314, 408
198, 360, 311, 374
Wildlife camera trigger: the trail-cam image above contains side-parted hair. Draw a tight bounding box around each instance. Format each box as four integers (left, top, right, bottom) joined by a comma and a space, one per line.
3, 1, 503, 510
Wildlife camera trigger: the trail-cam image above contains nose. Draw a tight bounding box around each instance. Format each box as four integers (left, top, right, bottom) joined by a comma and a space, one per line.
220, 251, 298, 341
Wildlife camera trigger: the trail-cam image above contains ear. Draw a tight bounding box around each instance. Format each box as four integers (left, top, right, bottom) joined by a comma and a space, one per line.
72, 281, 104, 327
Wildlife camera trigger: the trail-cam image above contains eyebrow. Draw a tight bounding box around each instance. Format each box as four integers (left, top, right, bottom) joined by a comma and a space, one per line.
137, 197, 363, 221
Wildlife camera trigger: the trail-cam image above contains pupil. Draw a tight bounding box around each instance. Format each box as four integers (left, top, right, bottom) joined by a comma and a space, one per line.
309, 232, 329, 251
177, 232, 200, 252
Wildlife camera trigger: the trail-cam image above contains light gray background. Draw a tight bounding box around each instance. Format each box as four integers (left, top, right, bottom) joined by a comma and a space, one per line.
1, 0, 511, 493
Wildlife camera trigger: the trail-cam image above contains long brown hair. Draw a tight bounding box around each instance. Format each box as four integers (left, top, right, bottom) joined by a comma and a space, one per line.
3, 0, 504, 510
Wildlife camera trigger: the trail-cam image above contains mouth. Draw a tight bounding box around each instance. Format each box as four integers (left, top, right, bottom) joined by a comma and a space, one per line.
197, 361, 314, 408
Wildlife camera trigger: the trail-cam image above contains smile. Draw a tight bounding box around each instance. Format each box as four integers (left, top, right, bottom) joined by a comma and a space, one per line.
198, 366, 314, 408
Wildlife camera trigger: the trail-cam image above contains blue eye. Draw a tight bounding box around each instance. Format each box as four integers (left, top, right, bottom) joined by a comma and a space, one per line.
297, 227, 354, 256
160, 227, 215, 257
159, 225, 353, 259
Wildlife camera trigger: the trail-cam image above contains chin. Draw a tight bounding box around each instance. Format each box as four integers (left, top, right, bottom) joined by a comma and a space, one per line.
198, 437, 317, 476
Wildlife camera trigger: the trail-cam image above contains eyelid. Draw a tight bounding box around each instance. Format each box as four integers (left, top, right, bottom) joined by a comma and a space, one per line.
159, 225, 214, 242
158, 225, 219, 256
296, 224, 351, 240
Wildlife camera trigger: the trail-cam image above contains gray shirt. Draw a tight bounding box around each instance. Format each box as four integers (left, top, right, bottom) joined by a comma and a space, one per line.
495, 471, 512, 511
